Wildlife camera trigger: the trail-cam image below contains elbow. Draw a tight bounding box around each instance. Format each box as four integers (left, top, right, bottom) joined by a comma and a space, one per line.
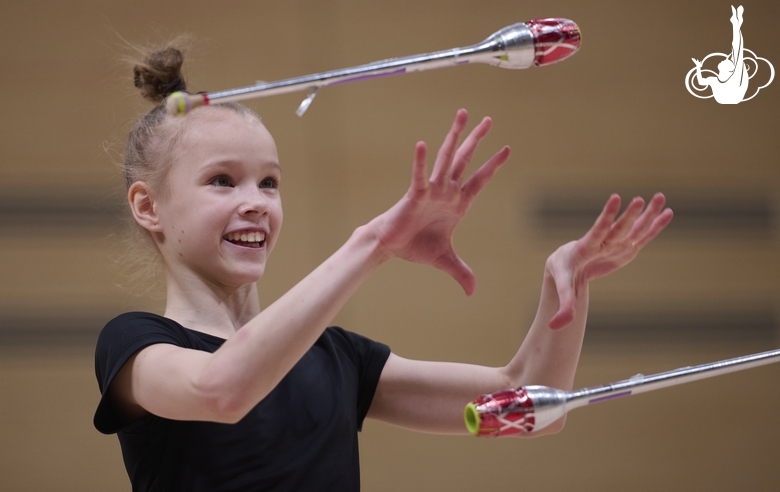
200, 388, 250, 424
210, 400, 249, 425
192, 375, 254, 424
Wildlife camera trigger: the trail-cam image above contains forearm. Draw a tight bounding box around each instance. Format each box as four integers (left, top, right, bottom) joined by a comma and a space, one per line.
370, 355, 510, 434
504, 268, 589, 392
196, 225, 389, 419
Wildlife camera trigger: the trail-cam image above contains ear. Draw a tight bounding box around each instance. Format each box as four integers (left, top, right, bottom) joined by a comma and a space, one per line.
128, 181, 163, 233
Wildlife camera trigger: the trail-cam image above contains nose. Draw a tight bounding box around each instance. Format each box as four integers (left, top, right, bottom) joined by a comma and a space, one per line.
238, 186, 270, 217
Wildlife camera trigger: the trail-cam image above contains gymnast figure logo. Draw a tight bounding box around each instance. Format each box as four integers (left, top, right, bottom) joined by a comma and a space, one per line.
685, 5, 774, 104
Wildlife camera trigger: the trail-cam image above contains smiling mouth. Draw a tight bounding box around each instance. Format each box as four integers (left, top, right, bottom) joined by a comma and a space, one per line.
223, 231, 267, 249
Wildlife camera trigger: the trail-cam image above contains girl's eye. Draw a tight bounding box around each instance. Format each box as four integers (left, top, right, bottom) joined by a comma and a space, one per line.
260, 177, 280, 189
211, 175, 232, 187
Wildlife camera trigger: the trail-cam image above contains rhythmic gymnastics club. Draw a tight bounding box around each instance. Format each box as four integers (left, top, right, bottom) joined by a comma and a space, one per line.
465, 348, 780, 437
165, 18, 580, 117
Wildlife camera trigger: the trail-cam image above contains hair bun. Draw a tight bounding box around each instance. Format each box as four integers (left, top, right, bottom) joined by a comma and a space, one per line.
133, 46, 187, 103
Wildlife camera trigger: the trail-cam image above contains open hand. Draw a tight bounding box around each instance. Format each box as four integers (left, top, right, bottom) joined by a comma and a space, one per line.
369, 109, 511, 295
546, 193, 673, 330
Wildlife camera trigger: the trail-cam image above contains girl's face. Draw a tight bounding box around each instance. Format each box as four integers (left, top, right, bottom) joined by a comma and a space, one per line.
153, 110, 283, 288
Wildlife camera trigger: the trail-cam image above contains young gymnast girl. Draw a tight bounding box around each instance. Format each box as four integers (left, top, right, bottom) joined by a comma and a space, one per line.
94, 45, 673, 491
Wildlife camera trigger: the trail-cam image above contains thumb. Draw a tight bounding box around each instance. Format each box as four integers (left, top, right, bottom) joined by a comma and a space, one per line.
436, 251, 476, 296
549, 300, 575, 330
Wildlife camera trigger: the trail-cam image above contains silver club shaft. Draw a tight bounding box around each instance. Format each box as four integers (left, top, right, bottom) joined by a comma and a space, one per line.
570, 347, 780, 408
165, 18, 581, 116
205, 25, 533, 111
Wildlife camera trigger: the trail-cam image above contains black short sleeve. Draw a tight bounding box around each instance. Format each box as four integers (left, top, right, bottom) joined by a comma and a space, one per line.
93, 312, 223, 434
326, 327, 390, 429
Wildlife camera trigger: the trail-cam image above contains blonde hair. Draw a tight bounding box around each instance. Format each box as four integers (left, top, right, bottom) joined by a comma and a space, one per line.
118, 39, 260, 294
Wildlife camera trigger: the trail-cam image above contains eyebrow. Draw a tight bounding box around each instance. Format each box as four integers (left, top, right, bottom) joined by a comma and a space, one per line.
200, 159, 281, 173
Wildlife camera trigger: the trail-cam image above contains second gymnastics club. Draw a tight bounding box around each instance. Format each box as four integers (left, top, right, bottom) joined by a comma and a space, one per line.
465, 347, 780, 437
166, 18, 580, 117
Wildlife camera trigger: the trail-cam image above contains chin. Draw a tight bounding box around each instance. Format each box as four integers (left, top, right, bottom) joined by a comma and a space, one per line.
232, 267, 266, 286
210, 262, 266, 288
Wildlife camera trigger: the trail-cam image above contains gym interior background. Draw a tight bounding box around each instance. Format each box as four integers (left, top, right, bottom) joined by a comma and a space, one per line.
1, 0, 778, 490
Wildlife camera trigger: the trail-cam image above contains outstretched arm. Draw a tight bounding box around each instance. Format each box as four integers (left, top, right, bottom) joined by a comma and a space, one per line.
368, 194, 673, 435
110, 110, 510, 424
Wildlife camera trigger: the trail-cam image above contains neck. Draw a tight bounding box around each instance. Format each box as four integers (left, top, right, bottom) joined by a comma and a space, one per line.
162, 268, 262, 339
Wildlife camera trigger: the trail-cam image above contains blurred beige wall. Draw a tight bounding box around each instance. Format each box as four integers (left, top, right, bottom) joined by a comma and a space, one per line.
1, 0, 779, 490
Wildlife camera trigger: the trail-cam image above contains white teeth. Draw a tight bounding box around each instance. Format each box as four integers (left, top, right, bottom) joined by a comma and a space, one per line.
226, 231, 266, 243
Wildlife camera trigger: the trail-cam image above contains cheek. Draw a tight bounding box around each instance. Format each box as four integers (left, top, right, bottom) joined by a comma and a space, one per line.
164, 205, 221, 250
168, 223, 194, 257
268, 201, 283, 252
